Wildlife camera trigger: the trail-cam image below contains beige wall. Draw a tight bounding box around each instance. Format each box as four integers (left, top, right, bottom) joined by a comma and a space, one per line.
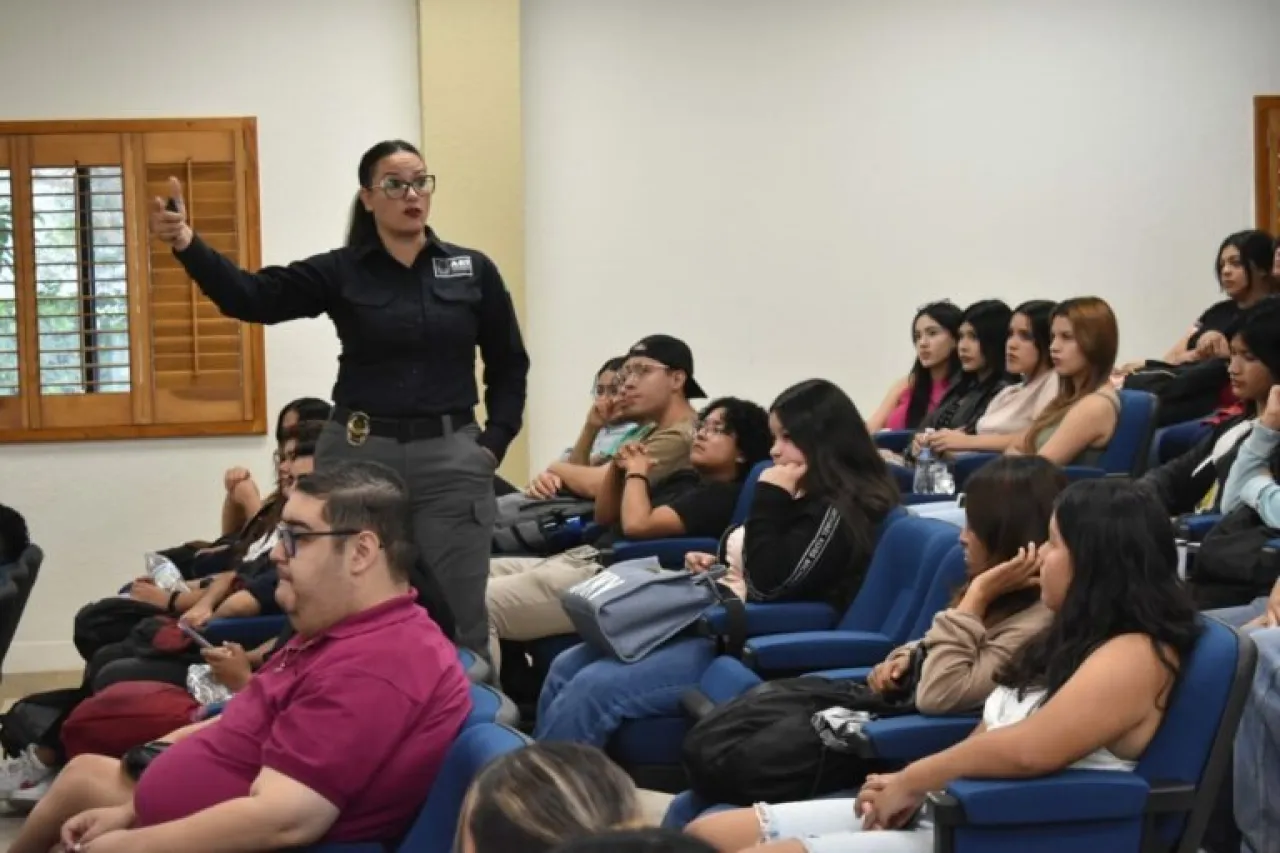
418, 0, 529, 482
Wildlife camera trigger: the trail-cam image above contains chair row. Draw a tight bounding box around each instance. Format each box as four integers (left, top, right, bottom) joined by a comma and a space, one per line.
665, 616, 1255, 853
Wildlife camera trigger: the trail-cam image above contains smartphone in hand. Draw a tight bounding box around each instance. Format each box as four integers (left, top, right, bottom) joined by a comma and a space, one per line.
178, 620, 215, 650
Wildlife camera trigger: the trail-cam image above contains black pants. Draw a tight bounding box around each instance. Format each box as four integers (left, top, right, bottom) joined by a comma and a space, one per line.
316, 418, 496, 662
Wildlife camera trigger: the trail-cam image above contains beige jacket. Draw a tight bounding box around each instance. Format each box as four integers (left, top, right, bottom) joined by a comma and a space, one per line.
883, 601, 1052, 715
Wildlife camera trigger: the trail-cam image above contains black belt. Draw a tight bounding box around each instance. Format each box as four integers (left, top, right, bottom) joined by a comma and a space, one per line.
331, 406, 474, 445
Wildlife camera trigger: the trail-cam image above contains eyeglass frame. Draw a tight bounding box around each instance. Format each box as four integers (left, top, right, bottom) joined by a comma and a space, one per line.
373, 175, 437, 199
275, 524, 367, 559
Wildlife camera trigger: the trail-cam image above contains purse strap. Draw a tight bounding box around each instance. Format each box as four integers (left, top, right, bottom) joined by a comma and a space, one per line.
696, 572, 747, 658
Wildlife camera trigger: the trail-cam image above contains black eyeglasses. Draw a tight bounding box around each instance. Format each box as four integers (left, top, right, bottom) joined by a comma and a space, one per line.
276, 524, 363, 558
376, 175, 436, 199
694, 419, 730, 437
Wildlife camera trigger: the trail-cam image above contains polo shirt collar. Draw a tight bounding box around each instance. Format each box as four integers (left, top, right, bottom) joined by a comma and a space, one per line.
311, 591, 421, 641
352, 226, 453, 262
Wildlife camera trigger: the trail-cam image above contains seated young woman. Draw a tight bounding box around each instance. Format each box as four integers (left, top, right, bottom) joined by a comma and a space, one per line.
1138, 298, 1280, 519
888, 300, 1013, 465
865, 456, 1061, 714
533, 379, 899, 747
866, 302, 962, 434
688, 479, 1200, 853
916, 300, 1059, 457
1119, 230, 1277, 375
487, 398, 771, 672
1004, 296, 1120, 466
219, 396, 330, 537
458, 742, 644, 853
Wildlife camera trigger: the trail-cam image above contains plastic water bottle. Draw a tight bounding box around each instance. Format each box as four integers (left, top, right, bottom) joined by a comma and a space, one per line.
913, 448, 956, 496
145, 552, 190, 593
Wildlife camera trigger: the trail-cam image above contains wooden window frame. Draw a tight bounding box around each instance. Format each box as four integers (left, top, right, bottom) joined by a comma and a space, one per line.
1256, 96, 1280, 235
0, 117, 267, 443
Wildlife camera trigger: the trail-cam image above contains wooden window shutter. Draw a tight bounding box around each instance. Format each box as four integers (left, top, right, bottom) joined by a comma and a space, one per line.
138, 125, 265, 432
1257, 97, 1280, 236
0, 118, 266, 443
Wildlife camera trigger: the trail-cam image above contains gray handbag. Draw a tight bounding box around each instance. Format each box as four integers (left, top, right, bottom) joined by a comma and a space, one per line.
561, 557, 744, 663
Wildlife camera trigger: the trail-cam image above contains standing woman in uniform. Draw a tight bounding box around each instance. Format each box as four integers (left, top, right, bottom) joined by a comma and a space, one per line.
148, 139, 530, 661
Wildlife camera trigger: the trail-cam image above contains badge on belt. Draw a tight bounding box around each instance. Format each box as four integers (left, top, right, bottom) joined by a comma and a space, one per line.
346, 411, 371, 447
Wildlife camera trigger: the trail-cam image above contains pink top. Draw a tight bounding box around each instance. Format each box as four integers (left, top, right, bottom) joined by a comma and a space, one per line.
884, 377, 951, 431
132, 594, 471, 845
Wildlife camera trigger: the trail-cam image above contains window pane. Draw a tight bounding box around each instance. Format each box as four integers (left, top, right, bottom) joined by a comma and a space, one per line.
0, 167, 14, 396
30, 165, 131, 396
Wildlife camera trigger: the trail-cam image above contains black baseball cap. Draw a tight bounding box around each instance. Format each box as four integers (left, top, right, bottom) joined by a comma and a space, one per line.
626, 334, 706, 399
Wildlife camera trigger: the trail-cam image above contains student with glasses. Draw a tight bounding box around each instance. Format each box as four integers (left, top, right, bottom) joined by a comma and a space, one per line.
150, 139, 530, 666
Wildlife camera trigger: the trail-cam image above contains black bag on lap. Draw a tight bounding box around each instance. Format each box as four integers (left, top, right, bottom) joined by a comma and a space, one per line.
1191, 505, 1280, 609
1123, 359, 1228, 427
682, 675, 919, 807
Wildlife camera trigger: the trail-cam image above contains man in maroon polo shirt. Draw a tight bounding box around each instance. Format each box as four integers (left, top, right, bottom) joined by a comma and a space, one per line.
10, 461, 472, 853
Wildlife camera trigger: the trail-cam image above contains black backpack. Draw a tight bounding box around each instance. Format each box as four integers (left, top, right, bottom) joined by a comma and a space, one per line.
0, 688, 82, 758
491, 497, 595, 556
682, 676, 917, 806
1123, 359, 1227, 427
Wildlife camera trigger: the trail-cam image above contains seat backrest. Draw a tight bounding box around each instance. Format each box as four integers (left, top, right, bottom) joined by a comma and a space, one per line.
901, 543, 969, 640
12, 544, 42, 626
0, 564, 29, 678
836, 515, 960, 639
398, 723, 531, 853
1096, 390, 1159, 476
1135, 617, 1255, 850
729, 461, 771, 527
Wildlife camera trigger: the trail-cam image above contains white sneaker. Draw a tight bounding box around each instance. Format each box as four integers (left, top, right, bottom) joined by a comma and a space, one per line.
7, 775, 52, 810
0, 746, 53, 799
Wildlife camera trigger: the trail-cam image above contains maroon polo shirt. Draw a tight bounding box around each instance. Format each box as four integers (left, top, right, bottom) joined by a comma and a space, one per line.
132, 593, 471, 844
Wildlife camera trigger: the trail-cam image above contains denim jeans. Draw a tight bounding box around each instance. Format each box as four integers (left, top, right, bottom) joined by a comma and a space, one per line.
1205, 598, 1278, 853
534, 638, 717, 746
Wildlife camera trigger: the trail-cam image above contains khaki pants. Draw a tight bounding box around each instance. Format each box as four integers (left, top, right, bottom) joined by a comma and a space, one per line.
487, 549, 602, 673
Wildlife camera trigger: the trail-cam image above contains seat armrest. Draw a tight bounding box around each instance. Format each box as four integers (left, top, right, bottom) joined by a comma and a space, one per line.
700, 601, 839, 638
743, 631, 895, 673
875, 430, 915, 453
692, 656, 765, 708
1062, 466, 1107, 481
930, 769, 1150, 828
609, 537, 716, 568
852, 713, 979, 762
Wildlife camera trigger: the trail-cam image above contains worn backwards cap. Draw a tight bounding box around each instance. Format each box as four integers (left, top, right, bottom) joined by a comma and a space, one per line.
626, 334, 706, 399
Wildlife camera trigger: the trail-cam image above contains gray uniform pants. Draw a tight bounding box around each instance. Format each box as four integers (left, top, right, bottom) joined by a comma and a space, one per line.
316, 417, 497, 661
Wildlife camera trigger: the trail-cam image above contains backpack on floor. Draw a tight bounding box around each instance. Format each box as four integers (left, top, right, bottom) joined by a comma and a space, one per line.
682, 676, 918, 807
61, 681, 198, 759
0, 688, 82, 758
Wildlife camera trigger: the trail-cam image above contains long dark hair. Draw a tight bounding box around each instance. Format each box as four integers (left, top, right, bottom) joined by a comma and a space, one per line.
770, 380, 898, 553
1216, 230, 1277, 302
1020, 296, 1118, 453
996, 479, 1199, 705
345, 139, 423, 247
698, 397, 771, 480
952, 457, 1067, 622
1010, 299, 1055, 377
905, 301, 963, 427
275, 397, 332, 444
952, 299, 1013, 394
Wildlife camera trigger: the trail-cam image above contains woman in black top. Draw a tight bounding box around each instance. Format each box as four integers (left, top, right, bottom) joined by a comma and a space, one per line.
1131, 230, 1277, 370
149, 139, 530, 661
